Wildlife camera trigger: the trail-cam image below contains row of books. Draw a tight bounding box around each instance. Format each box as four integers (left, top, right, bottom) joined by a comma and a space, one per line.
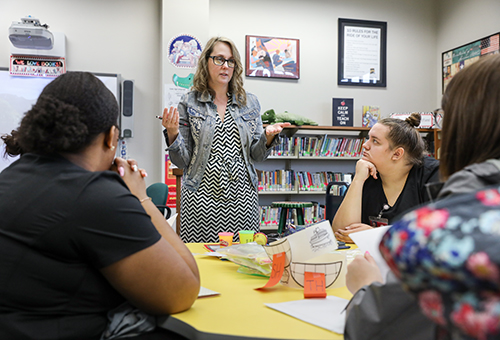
258, 169, 296, 192
257, 170, 352, 192
296, 171, 352, 192
270, 135, 366, 158
328, 183, 348, 196
270, 136, 297, 157
259, 203, 325, 228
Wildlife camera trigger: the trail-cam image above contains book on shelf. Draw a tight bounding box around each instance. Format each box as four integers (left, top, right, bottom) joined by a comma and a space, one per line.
270, 136, 298, 157
362, 105, 380, 128
328, 183, 348, 196
316, 134, 327, 156
259, 205, 280, 228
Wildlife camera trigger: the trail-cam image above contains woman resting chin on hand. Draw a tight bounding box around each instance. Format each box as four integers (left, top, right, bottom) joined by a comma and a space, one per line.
331, 114, 440, 243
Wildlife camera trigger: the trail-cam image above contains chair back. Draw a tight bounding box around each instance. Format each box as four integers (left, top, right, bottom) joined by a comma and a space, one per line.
325, 181, 349, 225
146, 183, 170, 217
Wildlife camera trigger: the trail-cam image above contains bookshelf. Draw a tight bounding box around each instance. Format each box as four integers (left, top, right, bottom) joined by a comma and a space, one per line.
264, 125, 439, 155
172, 126, 440, 233
257, 125, 440, 230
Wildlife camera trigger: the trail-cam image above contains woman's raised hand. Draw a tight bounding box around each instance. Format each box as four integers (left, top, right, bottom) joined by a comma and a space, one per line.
161, 107, 180, 140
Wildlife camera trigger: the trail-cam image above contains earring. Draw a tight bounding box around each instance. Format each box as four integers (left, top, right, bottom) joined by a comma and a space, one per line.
110, 146, 116, 151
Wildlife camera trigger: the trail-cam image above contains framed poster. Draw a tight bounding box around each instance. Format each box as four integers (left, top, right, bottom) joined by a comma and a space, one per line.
442, 32, 499, 93
245, 35, 299, 79
332, 98, 353, 126
338, 18, 387, 87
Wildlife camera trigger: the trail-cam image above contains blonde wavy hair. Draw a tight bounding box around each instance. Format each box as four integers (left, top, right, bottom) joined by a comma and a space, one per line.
192, 37, 247, 106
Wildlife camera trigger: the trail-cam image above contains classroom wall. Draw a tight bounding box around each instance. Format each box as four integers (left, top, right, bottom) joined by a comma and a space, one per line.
0, 0, 162, 185
208, 0, 439, 126
0, 1, 498, 185
435, 0, 500, 102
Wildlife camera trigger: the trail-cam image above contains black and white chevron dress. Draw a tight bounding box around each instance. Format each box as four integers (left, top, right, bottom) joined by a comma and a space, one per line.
180, 98, 260, 243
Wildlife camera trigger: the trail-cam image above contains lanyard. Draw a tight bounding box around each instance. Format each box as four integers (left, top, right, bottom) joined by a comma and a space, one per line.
377, 204, 390, 219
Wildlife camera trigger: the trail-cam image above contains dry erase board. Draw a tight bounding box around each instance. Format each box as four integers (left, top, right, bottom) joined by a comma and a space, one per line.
0, 67, 121, 172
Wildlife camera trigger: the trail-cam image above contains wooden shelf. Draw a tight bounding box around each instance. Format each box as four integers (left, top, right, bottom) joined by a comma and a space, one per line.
266, 125, 439, 158
172, 127, 441, 232
265, 124, 435, 133
259, 190, 297, 195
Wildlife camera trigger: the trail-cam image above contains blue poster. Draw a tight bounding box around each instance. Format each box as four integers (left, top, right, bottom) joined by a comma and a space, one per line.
167, 34, 203, 69
332, 98, 353, 126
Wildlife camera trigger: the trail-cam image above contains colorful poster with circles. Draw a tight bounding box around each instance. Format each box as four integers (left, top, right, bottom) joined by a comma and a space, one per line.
167, 34, 203, 69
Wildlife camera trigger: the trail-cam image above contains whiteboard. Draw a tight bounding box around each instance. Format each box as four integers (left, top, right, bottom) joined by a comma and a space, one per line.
0, 68, 121, 172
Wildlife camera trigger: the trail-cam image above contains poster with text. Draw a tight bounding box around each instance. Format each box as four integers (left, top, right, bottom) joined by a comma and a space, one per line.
332, 98, 353, 127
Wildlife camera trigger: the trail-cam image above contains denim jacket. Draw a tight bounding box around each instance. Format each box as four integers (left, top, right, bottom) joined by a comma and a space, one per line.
165, 91, 279, 192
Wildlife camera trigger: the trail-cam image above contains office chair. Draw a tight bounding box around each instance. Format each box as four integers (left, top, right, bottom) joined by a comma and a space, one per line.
146, 183, 172, 219
325, 181, 349, 225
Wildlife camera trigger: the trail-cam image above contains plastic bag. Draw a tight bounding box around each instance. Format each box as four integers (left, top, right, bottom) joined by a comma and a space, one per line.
216, 242, 272, 276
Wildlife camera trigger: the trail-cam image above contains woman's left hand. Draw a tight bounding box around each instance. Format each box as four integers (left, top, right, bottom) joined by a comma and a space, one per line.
265, 122, 291, 147
265, 122, 291, 137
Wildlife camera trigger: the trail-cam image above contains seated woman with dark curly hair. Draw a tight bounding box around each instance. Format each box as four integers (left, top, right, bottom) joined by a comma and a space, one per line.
0, 72, 200, 340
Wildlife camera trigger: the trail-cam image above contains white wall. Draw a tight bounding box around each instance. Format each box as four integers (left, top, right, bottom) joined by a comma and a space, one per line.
209, 0, 439, 126
161, 0, 209, 179
0, 0, 162, 185
1, 0, 498, 184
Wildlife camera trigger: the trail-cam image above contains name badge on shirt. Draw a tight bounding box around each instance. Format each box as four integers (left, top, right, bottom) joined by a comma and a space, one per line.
369, 216, 389, 228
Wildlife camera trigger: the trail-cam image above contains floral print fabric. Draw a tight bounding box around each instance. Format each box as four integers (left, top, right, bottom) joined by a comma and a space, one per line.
380, 186, 500, 340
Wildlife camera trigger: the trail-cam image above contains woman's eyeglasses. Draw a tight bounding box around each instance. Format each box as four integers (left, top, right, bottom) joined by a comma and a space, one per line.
209, 56, 236, 68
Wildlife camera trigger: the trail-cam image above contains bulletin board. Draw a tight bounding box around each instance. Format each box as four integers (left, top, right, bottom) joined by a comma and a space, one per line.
442, 32, 499, 93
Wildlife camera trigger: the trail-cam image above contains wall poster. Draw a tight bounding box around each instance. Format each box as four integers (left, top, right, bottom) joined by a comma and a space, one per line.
338, 18, 387, 87
442, 32, 499, 93
167, 34, 203, 69
245, 35, 300, 79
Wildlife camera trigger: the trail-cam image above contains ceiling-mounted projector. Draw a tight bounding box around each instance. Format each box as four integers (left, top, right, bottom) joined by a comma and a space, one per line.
9, 17, 54, 50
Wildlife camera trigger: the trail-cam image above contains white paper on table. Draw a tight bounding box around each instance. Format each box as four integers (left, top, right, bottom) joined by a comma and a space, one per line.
265, 296, 349, 334
285, 220, 338, 262
198, 286, 220, 298
202, 252, 226, 258
349, 225, 391, 283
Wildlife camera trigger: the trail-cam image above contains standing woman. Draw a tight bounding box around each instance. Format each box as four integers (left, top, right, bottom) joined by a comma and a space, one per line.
162, 36, 289, 243
332, 113, 440, 243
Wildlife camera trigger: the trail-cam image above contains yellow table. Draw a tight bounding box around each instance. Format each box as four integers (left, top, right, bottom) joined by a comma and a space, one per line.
170, 243, 352, 339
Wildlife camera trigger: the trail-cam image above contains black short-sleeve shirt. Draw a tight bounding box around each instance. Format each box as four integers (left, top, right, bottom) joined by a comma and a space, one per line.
0, 154, 161, 340
361, 156, 440, 225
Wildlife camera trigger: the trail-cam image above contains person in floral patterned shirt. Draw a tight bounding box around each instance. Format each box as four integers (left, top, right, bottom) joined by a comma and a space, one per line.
381, 186, 500, 340
346, 54, 500, 340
